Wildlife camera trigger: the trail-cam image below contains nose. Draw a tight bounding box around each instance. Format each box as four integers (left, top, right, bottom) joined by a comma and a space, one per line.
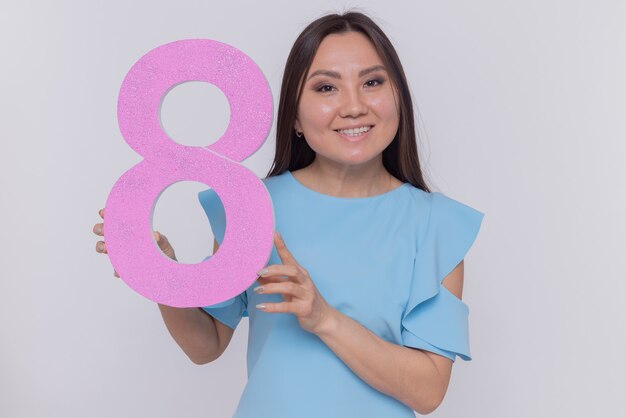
338, 88, 368, 118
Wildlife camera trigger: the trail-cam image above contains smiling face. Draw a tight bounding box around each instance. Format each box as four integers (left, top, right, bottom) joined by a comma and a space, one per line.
295, 31, 400, 169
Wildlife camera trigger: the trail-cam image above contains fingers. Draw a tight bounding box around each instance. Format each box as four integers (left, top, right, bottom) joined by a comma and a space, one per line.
273, 232, 296, 265
95, 228, 170, 254
259, 264, 299, 278
94, 208, 106, 252
257, 264, 300, 284
97, 208, 118, 278
95, 208, 168, 276
94, 209, 105, 236
93, 223, 103, 236
96, 241, 107, 254
256, 275, 290, 286
254, 281, 304, 298
254, 301, 293, 314
154, 230, 171, 244
154, 230, 168, 248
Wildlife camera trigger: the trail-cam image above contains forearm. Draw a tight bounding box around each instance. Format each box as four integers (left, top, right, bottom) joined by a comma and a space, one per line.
315, 308, 443, 414
158, 304, 220, 364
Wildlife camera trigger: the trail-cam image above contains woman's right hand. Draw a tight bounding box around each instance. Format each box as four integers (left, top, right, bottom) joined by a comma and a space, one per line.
93, 208, 177, 277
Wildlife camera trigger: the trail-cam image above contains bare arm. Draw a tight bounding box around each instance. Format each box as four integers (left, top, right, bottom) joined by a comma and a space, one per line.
94, 209, 234, 364
158, 239, 236, 364
313, 261, 464, 414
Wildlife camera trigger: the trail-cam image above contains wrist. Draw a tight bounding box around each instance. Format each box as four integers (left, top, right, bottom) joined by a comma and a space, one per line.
314, 306, 340, 338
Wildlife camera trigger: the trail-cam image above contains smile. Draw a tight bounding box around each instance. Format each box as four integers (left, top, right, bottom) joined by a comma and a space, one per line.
335, 125, 373, 137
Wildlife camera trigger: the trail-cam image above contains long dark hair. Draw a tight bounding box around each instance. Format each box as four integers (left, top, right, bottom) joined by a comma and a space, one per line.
265, 11, 430, 193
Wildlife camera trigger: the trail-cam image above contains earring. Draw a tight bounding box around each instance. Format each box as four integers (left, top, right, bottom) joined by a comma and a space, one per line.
295, 130, 303, 138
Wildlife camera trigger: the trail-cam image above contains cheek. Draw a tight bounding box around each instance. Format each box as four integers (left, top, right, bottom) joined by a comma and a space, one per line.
369, 95, 400, 123
318, 103, 335, 118
299, 100, 336, 129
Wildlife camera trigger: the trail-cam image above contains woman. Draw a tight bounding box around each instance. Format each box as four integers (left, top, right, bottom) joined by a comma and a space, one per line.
94, 11, 484, 417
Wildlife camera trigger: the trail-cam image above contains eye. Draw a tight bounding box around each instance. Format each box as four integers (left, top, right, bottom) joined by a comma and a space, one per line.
365, 78, 384, 87
315, 84, 335, 93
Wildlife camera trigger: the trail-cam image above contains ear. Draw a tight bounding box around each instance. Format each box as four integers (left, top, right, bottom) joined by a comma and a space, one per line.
294, 118, 302, 132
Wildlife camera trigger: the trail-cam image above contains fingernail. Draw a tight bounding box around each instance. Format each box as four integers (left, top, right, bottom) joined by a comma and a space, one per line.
95, 226, 102, 234
253, 286, 264, 293
257, 268, 268, 276
97, 243, 104, 251
256, 304, 266, 310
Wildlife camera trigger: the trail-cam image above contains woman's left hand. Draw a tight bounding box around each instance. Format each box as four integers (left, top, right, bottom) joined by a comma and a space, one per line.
254, 232, 336, 335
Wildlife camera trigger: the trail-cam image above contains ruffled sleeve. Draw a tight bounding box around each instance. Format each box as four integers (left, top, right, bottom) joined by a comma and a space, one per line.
197, 188, 248, 330
401, 192, 484, 362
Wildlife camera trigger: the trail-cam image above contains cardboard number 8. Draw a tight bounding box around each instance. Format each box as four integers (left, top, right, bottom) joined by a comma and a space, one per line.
104, 39, 274, 308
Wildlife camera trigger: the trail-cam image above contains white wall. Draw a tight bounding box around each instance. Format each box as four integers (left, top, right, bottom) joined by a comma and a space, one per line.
1, 0, 624, 417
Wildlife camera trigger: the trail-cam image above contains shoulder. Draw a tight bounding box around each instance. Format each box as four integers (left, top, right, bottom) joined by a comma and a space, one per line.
262, 172, 286, 189
260, 171, 296, 201
404, 186, 482, 218
402, 184, 433, 222
198, 172, 286, 204
426, 191, 485, 227
402, 186, 484, 243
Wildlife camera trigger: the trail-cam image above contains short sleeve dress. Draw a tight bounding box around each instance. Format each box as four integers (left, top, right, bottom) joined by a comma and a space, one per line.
197, 170, 484, 418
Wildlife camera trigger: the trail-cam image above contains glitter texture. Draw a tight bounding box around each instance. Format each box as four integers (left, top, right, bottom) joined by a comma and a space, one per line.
104, 39, 274, 308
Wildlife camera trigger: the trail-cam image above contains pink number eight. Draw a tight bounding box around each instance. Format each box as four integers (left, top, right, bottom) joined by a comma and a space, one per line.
104, 39, 274, 308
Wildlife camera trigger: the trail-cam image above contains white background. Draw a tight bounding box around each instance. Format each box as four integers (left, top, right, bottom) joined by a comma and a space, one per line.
1, 0, 624, 417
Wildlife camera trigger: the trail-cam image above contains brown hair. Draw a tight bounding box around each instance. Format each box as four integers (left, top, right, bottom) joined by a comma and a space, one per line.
265, 11, 430, 193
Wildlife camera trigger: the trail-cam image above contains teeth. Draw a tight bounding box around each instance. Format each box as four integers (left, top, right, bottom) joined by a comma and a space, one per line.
337, 126, 371, 136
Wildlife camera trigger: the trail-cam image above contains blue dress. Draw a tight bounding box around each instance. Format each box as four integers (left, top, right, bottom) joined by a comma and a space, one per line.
198, 170, 484, 418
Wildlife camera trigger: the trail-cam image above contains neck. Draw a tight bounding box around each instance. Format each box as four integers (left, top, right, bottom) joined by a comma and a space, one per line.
299, 158, 393, 198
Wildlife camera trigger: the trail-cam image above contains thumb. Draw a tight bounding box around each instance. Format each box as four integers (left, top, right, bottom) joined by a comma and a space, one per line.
153, 231, 174, 256
154, 231, 169, 245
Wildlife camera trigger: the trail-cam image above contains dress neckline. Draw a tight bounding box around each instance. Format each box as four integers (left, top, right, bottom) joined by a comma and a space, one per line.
285, 170, 409, 202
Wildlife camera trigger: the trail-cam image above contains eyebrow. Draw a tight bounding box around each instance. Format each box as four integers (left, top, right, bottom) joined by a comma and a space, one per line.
307, 65, 387, 81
